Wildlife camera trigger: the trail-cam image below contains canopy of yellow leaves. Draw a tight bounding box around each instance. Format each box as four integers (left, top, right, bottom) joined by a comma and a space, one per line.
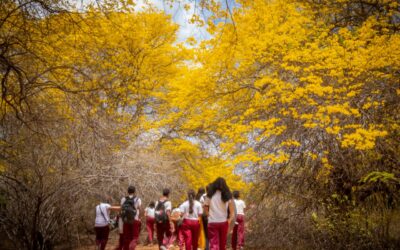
154, 0, 399, 185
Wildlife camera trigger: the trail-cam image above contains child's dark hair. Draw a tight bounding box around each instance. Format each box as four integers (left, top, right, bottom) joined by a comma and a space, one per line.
195, 187, 205, 201
233, 190, 240, 199
149, 201, 155, 208
163, 188, 170, 197
207, 177, 232, 202
128, 185, 136, 194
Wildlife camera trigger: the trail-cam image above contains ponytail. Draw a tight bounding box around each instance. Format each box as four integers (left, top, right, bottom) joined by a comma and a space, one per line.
188, 189, 195, 214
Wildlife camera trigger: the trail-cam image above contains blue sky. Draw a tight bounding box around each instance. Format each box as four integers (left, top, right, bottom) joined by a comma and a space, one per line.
73, 0, 217, 43
135, 0, 212, 42
133, 0, 237, 43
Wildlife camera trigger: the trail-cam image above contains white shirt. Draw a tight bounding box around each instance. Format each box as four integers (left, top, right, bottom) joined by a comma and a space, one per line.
95, 203, 111, 227
204, 190, 229, 223
234, 199, 246, 215
171, 207, 181, 221
145, 207, 155, 218
179, 200, 203, 220
199, 194, 207, 204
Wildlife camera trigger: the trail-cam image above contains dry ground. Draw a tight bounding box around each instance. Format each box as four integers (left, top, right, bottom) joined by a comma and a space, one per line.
76, 230, 161, 250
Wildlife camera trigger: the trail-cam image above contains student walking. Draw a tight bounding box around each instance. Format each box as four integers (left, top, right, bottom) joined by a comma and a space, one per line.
145, 201, 156, 245
170, 207, 184, 250
94, 197, 119, 250
155, 188, 173, 250
120, 185, 142, 250
196, 187, 208, 250
204, 178, 234, 250
179, 189, 203, 250
231, 191, 246, 250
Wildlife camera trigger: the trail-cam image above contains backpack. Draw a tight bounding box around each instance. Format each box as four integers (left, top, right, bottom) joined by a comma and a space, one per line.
155, 200, 168, 223
121, 196, 137, 224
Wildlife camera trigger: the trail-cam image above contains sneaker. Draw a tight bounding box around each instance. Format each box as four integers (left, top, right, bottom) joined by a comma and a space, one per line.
160, 246, 168, 250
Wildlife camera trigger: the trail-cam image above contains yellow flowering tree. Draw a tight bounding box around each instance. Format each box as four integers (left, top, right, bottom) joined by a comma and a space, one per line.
155, 0, 399, 248
1, 0, 399, 248
0, 2, 184, 247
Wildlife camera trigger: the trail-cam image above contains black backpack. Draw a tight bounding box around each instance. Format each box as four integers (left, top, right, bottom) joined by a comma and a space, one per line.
121, 196, 137, 224
154, 200, 168, 223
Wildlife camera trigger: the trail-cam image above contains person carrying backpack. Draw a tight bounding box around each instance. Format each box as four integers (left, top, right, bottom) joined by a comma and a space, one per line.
120, 185, 142, 250
155, 188, 172, 250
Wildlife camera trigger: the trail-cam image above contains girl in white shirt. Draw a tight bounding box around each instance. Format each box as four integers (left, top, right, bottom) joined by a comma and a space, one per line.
94, 198, 120, 250
179, 189, 203, 250
231, 191, 246, 250
204, 177, 234, 250
145, 201, 156, 245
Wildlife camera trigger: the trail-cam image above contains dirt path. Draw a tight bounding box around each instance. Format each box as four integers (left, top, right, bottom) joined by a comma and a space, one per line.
77, 244, 159, 250
76, 230, 161, 250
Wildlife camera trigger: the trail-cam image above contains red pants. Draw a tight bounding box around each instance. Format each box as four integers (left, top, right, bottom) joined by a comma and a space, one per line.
95, 225, 110, 250
231, 214, 245, 250
167, 221, 184, 249
176, 221, 184, 250
181, 219, 200, 250
208, 221, 228, 250
123, 220, 141, 250
146, 217, 155, 242
156, 221, 172, 247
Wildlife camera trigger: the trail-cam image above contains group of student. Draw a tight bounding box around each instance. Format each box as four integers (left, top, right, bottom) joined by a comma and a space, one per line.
94, 177, 246, 250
